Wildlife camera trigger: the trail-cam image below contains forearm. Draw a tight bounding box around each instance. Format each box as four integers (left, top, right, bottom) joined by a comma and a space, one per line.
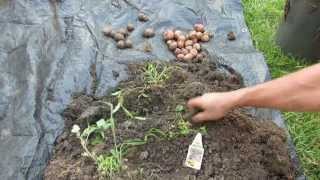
234, 64, 320, 112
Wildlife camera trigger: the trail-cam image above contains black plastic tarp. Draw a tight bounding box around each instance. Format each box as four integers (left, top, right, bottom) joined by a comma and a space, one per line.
0, 0, 305, 179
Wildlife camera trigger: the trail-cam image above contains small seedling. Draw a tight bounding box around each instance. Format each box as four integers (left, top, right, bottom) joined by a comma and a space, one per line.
143, 63, 170, 85
112, 90, 146, 121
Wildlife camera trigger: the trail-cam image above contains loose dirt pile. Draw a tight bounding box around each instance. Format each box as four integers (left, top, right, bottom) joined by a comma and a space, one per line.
45, 60, 295, 180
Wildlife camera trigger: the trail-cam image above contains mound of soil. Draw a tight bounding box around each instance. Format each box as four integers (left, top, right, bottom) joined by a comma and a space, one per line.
44, 61, 295, 180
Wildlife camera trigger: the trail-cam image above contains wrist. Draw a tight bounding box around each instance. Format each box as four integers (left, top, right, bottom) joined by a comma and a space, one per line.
229, 87, 252, 108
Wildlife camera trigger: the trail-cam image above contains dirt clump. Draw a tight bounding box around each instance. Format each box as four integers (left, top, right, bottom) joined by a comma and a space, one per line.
44, 60, 295, 180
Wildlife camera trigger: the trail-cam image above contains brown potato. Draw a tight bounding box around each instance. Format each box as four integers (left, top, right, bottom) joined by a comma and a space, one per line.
114, 33, 125, 41
191, 38, 198, 43
138, 13, 149, 22
143, 28, 155, 38
124, 39, 133, 48
118, 28, 128, 36
117, 40, 126, 49
127, 23, 135, 32
102, 26, 113, 37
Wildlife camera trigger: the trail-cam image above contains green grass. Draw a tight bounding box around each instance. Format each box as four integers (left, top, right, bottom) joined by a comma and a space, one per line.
242, 0, 320, 178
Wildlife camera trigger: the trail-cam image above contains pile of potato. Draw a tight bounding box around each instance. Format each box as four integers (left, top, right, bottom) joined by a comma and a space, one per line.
163, 24, 213, 62
102, 24, 135, 49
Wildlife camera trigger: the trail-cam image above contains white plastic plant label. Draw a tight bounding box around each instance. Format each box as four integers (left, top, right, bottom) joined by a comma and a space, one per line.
184, 133, 204, 170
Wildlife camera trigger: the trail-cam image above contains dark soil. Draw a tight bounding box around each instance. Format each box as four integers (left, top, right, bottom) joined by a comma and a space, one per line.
45, 60, 295, 180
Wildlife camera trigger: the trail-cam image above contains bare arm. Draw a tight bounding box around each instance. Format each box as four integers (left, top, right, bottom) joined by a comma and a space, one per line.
187, 64, 320, 122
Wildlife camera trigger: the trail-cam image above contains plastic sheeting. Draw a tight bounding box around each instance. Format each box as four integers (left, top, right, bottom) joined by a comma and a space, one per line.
0, 0, 305, 179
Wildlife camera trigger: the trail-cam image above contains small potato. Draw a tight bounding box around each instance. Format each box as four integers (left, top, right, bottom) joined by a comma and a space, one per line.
181, 48, 189, 55
184, 53, 194, 61
178, 35, 186, 41
185, 45, 193, 51
168, 41, 178, 50
193, 43, 201, 51
167, 40, 174, 45
143, 28, 155, 38
118, 28, 128, 36
194, 23, 205, 32
177, 40, 185, 48
190, 48, 198, 56
201, 34, 210, 42
124, 39, 133, 48
189, 30, 197, 39
204, 31, 213, 38
185, 40, 193, 47
163, 30, 175, 40
227, 32, 236, 41
174, 30, 183, 39
127, 23, 135, 32
117, 40, 126, 49
114, 33, 125, 41
196, 32, 203, 39
174, 48, 182, 55
177, 54, 184, 61
138, 13, 149, 22
102, 26, 113, 37
191, 38, 198, 43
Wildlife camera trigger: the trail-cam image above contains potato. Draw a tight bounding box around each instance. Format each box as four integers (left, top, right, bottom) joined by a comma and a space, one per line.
196, 32, 203, 39
174, 48, 182, 55
163, 30, 174, 40
193, 43, 201, 51
194, 23, 205, 32
201, 34, 210, 42
168, 41, 178, 50
177, 40, 185, 48
143, 28, 155, 38
127, 23, 135, 32
117, 40, 126, 49
174, 30, 183, 39
118, 28, 128, 36
138, 13, 149, 22
188, 30, 197, 39
124, 39, 133, 48
177, 54, 184, 61
184, 53, 193, 61
185, 40, 193, 47
102, 26, 113, 37
190, 48, 198, 56
114, 33, 125, 41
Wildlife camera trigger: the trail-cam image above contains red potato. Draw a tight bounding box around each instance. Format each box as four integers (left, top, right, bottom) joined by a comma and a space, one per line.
190, 48, 198, 56
177, 54, 184, 61
201, 34, 210, 42
177, 40, 185, 48
174, 48, 182, 55
168, 41, 178, 50
184, 53, 193, 61
185, 40, 193, 47
194, 24, 205, 32
196, 32, 203, 39
163, 30, 174, 40
193, 43, 201, 51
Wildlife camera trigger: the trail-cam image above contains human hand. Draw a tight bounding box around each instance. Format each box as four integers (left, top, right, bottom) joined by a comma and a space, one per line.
187, 92, 240, 123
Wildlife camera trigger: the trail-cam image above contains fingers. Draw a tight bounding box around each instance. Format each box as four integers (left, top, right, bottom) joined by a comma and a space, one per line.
187, 96, 204, 110
192, 112, 210, 123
